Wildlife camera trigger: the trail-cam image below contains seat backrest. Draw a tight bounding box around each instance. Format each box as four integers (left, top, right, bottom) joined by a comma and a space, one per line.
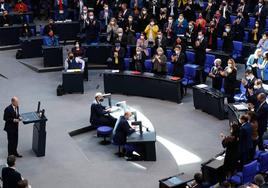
166, 49, 173, 61
217, 38, 223, 51
233, 41, 243, 52
126, 46, 131, 58
259, 152, 268, 172
244, 31, 249, 42
136, 32, 141, 40
230, 15, 236, 23
242, 160, 258, 184
204, 54, 215, 73
147, 48, 152, 59
184, 64, 197, 79
186, 51, 195, 63
144, 59, 152, 72
248, 17, 255, 28
166, 61, 174, 75
124, 58, 131, 70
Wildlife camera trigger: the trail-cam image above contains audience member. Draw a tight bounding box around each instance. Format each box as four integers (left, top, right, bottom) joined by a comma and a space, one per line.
257, 33, 268, 55
109, 43, 125, 70
71, 41, 85, 58
152, 47, 167, 75
257, 52, 268, 83
0, 10, 11, 27
171, 45, 186, 78
132, 47, 146, 72
85, 11, 100, 44
106, 17, 119, 44
64, 51, 85, 71
250, 20, 262, 44
254, 174, 268, 188
136, 32, 149, 57
14, 0, 28, 13
144, 19, 159, 47
193, 31, 206, 67
222, 24, 234, 53
246, 49, 263, 77
174, 14, 188, 37
206, 21, 218, 50
43, 30, 59, 46
209, 59, 223, 90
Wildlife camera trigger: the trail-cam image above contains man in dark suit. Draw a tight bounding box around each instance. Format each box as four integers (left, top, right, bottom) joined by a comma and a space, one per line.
90, 92, 116, 128
1, 155, 22, 188
154, 31, 167, 53
194, 31, 206, 67
3, 97, 22, 157
239, 114, 253, 165
242, 69, 257, 99
113, 111, 135, 147
255, 93, 268, 151
253, 0, 268, 32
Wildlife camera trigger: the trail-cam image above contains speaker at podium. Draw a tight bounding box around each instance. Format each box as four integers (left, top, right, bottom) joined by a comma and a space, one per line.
20, 102, 47, 157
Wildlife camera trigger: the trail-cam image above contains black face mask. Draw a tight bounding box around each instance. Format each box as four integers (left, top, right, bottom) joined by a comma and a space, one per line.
69, 56, 74, 60
99, 98, 104, 102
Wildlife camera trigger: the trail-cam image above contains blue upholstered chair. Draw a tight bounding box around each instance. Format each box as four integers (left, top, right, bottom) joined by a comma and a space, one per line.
136, 32, 141, 40
217, 38, 223, 51
166, 61, 174, 76
186, 51, 195, 64
124, 58, 131, 70
182, 64, 198, 94
244, 31, 249, 42
232, 41, 243, 60
166, 49, 173, 61
204, 54, 215, 74
97, 126, 113, 145
144, 59, 152, 72
258, 152, 268, 173
146, 48, 152, 59
126, 46, 131, 58
248, 17, 255, 29
229, 160, 258, 185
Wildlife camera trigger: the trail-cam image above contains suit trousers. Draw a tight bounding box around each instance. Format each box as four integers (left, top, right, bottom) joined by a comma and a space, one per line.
7, 130, 18, 155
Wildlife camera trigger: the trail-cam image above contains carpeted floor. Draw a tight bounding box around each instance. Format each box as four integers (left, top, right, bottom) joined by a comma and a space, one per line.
0, 49, 244, 188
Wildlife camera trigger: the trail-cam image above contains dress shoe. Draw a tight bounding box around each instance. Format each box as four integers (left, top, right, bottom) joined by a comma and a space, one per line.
15, 154, 23, 158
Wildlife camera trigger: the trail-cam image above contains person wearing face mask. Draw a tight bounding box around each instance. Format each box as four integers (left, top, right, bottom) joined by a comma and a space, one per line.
183, 0, 196, 22
220, 58, 237, 103
123, 15, 137, 45
257, 33, 268, 55
138, 8, 151, 32
209, 59, 223, 90
107, 17, 119, 44
64, 51, 85, 71
80, 6, 88, 31
132, 47, 146, 72
85, 11, 100, 44
219, 0, 232, 23
110, 43, 125, 70
253, 93, 268, 152
99, 4, 113, 32
174, 14, 188, 36
250, 21, 262, 44
90, 92, 117, 128
114, 27, 128, 48
253, 0, 268, 31
238, 114, 253, 166
206, 21, 218, 50
246, 49, 263, 77
152, 47, 167, 75
144, 19, 159, 46
163, 16, 175, 46
242, 69, 257, 99
43, 30, 59, 46
232, 12, 245, 42
185, 21, 197, 47
195, 12, 207, 33
130, 0, 143, 9
154, 31, 167, 53
54, 0, 68, 21
247, 79, 265, 106
72, 41, 85, 58
236, 0, 249, 25
222, 24, 234, 53
20, 23, 32, 37
193, 31, 206, 67
203, 0, 216, 22
158, 7, 168, 31
136, 32, 149, 57
43, 19, 56, 36
213, 10, 226, 37
171, 45, 186, 78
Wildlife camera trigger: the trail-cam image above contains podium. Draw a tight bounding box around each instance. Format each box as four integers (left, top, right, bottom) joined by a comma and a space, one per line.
20, 112, 47, 157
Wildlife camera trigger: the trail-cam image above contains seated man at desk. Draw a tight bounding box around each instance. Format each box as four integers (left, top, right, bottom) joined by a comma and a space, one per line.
43, 30, 59, 46
90, 92, 117, 128
64, 52, 84, 71
0, 10, 11, 27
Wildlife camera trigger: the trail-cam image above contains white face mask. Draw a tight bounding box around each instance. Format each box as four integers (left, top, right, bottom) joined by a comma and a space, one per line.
83, 10, 87, 14
175, 50, 180, 54
89, 16, 94, 19
142, 11, 147, 14
104, 7, 109, 10
225, 28, 231, 32
228, 64, 232, 68
258, 3, 263, 6
157, 35, 162, 38
128, 18, 133, 22
168, 19, 173, 23
254, 85, 261, 89
150, 22, 154, 26
198, 35, 203, 40
75, 44, 79, 48
137, 51, 141, 54
118, 33, 123, 37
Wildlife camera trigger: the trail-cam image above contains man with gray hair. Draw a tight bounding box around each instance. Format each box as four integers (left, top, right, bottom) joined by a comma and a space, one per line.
254, 174, 267, 187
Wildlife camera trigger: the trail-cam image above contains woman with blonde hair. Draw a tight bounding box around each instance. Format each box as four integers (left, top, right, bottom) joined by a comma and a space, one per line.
152, 47, 167, 75
246, 48, 263, 77
220, 58, 237, 103
106, 17, 119, 43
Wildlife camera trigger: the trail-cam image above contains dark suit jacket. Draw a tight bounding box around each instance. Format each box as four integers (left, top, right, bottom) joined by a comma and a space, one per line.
3, 105, 19, 133
254, 5, 268, 30
154, 36, 167, 52
194, 38, 206, 66
113, 116, 135, 145
222, 31, 234, 53
255, 102, 268, 134
0, 15, 11, 27
2, 167, 22, 188
239, 122, 253, 153
90, 101, 109, 125
172, 52, 186, 78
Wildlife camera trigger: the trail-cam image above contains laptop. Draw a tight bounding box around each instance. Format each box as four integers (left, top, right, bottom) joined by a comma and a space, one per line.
20, 102, 43, 124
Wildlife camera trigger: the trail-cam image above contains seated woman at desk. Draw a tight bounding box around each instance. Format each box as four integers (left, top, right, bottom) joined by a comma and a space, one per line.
20, 23, 33, 37
132, 47, 146, 72
152, 47, 167, 75
71, 41, 85, 58
64, 52, 85, 71
0, 10, 12, 27
43, 30, 59, 46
